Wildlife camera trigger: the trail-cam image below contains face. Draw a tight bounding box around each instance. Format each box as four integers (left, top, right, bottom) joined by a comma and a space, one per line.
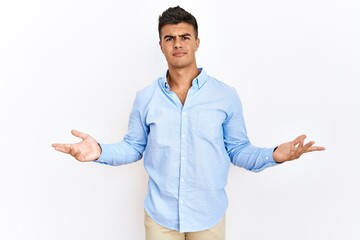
159, 22, 200, 70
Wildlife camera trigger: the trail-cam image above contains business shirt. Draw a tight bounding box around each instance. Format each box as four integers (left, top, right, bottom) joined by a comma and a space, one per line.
96, 68, 278, 232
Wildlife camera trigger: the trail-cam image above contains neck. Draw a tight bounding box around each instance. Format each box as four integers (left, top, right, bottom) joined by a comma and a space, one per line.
167, 65, 200, 91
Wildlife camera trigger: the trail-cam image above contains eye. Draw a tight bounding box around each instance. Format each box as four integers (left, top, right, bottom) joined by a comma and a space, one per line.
182, 36, 190, 40
165, 37, 173, 42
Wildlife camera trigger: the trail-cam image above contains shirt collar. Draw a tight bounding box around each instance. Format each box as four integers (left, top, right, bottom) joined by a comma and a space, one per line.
161, 68, 208, 90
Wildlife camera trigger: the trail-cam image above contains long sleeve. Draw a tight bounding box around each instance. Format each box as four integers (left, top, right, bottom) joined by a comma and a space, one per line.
92, 70, 281, 232
95, 93, 149, 166
223, 88, 278, 172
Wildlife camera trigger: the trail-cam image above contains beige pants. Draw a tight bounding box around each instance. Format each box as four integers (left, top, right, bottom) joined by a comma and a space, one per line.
144, 211, 226, 240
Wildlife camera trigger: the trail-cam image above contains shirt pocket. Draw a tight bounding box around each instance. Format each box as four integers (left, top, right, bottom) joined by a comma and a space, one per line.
196, 109, 225, 140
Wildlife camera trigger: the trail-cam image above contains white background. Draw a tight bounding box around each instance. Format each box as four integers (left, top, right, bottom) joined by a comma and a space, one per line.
1, 0, 359, 239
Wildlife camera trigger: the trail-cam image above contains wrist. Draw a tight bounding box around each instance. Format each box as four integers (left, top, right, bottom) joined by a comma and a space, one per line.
273, 146, 283, 164
96, 143, 102, 160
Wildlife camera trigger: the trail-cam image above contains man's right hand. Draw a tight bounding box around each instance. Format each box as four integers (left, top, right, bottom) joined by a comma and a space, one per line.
52, 129, 102, 162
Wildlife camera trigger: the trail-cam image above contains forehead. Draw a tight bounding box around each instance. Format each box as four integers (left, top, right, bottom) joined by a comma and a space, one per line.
160, 22, 196, 38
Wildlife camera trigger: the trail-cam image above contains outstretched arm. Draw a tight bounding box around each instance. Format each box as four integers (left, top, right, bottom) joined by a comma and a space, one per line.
52, 129, 102, 162
273, 134, 325, 163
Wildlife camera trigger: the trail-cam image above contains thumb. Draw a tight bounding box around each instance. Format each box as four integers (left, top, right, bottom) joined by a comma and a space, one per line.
71, 129, 88, 140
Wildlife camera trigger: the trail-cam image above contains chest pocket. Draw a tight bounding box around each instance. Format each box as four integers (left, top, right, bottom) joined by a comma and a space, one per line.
196, 109, 226, 140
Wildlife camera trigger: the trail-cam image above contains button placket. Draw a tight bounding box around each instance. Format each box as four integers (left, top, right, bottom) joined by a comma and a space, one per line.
178, 108, 188, 227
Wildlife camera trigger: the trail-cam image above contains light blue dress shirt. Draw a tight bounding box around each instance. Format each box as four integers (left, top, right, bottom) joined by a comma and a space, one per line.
96, 68, 278, 232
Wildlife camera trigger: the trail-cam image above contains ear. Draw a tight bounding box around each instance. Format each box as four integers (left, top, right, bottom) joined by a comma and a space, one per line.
195, 38, 200, 51
159, 40, 164, 54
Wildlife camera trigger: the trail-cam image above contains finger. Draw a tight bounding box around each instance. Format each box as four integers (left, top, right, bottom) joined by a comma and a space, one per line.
296, 138, 304, 149
293, 140, 313, 158
292, 134, 306, 145
305, 145, 326, 152
52, 143, 69, 148
52, 144, 72, 154
303, 141, 315, 150
293, 140, 305, 158
288, 135, 304, 157
71, 129, 88, 140
300, 141, 327, 155
290, 136, 300, 150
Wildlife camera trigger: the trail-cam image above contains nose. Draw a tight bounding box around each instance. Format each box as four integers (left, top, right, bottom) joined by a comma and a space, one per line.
174, 38, 182, 49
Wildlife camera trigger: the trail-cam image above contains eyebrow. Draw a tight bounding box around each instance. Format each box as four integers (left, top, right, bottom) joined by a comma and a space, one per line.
163, 33, 192, 40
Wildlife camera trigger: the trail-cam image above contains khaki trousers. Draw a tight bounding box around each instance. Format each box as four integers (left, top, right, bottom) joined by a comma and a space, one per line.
144, 211, 226, 240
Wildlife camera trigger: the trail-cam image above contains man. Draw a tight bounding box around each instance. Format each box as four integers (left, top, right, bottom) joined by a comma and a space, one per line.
52, 6, 325, 240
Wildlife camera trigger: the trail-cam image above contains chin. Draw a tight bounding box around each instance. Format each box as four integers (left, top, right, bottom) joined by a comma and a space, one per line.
170, 63, 190, 69
170, 60, 193, 68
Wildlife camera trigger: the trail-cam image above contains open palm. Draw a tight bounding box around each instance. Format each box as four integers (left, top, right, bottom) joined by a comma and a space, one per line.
273, 134, 325, 163
52, 129, 101, 162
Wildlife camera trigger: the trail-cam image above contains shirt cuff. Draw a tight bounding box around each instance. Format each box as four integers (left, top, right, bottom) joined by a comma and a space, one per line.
263, 147, 280, 166
94, 143, 111, 164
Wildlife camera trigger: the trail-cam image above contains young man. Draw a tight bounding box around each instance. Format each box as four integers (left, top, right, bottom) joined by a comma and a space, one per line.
52, 6, 325, 240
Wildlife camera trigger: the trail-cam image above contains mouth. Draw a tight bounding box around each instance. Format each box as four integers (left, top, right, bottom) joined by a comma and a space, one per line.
173, 51, 186, 57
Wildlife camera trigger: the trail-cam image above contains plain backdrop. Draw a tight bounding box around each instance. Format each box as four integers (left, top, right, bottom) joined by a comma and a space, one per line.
0, 0, 359, 239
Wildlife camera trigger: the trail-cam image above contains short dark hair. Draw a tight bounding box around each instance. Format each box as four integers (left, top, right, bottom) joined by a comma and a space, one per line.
158, 6, 198, 40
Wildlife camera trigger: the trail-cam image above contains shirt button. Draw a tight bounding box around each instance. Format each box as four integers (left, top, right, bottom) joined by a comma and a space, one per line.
265, 157, 269, 160
182, 134, 185, 138
180, 200, 184, 204
181, 178, 184, 182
